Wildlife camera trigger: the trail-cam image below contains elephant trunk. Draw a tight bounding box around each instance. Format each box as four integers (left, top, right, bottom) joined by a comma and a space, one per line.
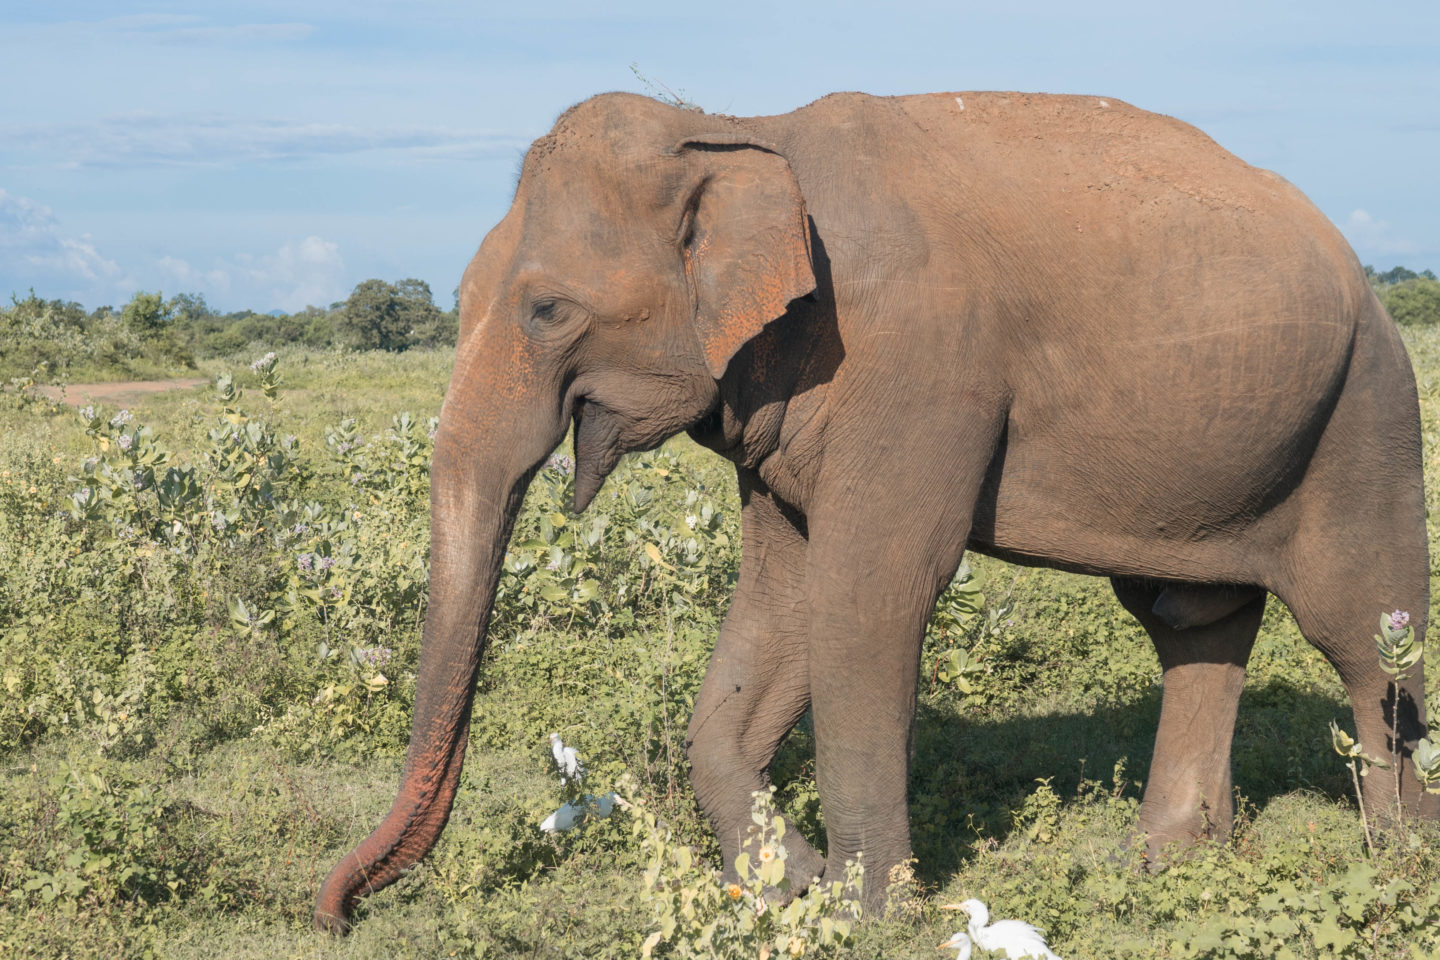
314, 341, 555, 933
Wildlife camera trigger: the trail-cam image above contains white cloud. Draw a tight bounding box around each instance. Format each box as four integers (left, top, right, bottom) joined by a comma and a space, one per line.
2, 114, 528, 169
0, 188, 126, 297
2, 187, 346, 310
0, 189, 57, 251
157, 255, 232, 297
1343, 208, 1418, 257
252, 236, 346, 311
157, 237, 346, 312
34, 236, 124, 283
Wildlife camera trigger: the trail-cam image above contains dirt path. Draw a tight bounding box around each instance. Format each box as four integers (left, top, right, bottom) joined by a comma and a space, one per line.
34, 378, 209, 407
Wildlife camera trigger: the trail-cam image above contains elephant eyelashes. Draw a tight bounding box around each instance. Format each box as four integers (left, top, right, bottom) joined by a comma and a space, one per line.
526, 297, 590, 340
528, 298, 580, 334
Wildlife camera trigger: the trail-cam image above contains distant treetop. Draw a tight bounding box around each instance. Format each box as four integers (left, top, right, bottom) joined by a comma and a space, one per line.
1367, 265, 1440, 328
1366, 264, 1439, 285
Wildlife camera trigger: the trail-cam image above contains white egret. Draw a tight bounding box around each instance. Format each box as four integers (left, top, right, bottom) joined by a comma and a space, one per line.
941, 899, 1062, 959
539, 793, 619, 833
540, 800, 585, 833
936, 930, 973, 959
547, 732, 586, 783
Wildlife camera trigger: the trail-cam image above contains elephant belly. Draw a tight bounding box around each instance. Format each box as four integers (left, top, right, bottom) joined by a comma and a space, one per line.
967, 310, 1355, 584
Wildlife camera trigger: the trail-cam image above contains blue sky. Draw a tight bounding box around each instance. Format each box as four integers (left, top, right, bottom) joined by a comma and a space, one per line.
2, 1, 1436, 312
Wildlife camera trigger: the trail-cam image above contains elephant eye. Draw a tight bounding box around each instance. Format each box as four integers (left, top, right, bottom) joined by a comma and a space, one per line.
531, 299, 560, 323
525, 295, 587, 338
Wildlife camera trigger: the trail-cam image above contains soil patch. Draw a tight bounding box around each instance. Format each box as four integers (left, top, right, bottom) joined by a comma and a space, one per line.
34, 379, 209, 408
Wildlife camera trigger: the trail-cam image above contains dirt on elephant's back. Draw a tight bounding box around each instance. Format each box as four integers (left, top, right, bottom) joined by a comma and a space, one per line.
33, 379, 209, 407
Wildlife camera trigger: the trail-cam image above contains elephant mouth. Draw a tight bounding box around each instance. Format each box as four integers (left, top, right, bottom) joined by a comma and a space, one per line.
685, 407, 740, 457
570, 396, 625, 513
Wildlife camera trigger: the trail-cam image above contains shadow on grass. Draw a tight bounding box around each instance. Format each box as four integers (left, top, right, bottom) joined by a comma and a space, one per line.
773, 676, 1357, 887
911, 675, 1356, 883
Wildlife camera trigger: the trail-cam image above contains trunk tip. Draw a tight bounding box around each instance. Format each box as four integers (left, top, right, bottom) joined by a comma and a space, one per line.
314, 883, 355, 935
314, 907, 352, 936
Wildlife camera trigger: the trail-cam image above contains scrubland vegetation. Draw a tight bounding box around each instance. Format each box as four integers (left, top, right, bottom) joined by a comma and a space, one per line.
0, 277, 455, 386
2, 279, 1440, 958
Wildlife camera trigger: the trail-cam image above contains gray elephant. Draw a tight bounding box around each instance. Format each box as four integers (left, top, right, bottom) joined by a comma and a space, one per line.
314, 90, 1431, 931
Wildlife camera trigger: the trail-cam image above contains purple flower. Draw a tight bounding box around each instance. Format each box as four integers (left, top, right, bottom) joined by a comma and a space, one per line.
110, 409, 134, 427
318, 555, 336, 571
249, 352, 277, 374
117, 434, 133, 452
79, 405, 96, 422
132, 471, 147, 491
350, 473, 364, 485
546, 454, 575, 475
292, 523, 309, 535
1390, 610, 1411, 631
297, 553, 314, 572
358, 646, 394, 668
546, 556, 563, 572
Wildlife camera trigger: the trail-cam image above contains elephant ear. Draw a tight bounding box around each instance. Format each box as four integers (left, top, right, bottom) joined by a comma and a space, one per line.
674, 135, 816, 379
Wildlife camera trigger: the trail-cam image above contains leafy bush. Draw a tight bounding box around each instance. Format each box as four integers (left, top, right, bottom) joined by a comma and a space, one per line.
10, 752, 184, 908
1379, 278, 1440, 328
0, 293, 146, 383
635, 785, 862, 959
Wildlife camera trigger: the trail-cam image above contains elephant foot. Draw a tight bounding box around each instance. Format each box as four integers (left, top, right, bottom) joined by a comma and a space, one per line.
780, 844, 827, 896
817, 850, 909, 919
1132, 796, 1231, 871
716, 824, 826, 904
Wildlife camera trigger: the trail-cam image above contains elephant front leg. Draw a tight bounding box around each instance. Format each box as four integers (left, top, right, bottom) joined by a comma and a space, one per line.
686, 472, 824, 887
804, 454, 986, 914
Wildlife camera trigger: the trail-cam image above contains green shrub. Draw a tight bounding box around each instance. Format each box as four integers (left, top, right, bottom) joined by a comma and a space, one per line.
635, 785, 862, 959
1379, 277, 1440, 327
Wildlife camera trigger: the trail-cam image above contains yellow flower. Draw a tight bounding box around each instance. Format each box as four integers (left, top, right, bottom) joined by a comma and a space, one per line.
788, 937, 805, 956
725, 883, 742, 900
758, 846, 775, 863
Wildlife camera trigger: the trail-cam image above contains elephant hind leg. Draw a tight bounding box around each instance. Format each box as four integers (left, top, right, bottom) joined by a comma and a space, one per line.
1266, 305, 1434, 827
1271, 525, 1435, 827
1112, 577, 1266, 862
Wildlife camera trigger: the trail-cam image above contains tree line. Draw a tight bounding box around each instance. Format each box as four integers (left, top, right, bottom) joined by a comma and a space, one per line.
0, 278, 458, 382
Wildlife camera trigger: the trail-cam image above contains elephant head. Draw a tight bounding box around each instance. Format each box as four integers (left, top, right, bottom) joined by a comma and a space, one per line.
313, 93, 816, 933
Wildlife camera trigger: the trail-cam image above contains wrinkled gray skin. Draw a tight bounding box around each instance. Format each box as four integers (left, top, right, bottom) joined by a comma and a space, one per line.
315, 90, 1433, 931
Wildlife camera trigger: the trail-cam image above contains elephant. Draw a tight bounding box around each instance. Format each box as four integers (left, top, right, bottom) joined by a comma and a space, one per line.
313, 89, 1432, 932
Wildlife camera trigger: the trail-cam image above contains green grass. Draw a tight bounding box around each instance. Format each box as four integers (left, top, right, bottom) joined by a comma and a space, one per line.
3, 336, 1440, 958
